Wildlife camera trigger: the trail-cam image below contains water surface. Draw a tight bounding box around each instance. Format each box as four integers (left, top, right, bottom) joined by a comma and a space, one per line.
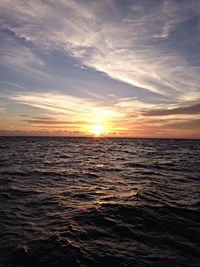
0, 137, 200, 266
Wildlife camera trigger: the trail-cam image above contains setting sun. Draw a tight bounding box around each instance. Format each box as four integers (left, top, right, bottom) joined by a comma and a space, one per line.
84, 110, 115, 137
89, 123, 106, 137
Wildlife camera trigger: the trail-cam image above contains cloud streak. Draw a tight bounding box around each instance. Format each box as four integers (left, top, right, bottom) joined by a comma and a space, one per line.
10, 91, 123, 123
143, 103, 200, 116
1, 0, 200, 101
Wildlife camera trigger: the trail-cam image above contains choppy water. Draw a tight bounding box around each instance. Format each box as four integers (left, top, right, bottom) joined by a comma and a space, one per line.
0, 137, 200, 267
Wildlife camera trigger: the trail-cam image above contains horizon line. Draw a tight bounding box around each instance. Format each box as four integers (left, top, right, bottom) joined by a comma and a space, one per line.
0, 135, 200, 140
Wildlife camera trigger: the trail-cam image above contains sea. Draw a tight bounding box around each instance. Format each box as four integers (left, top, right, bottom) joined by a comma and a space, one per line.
0, 136, 200, 267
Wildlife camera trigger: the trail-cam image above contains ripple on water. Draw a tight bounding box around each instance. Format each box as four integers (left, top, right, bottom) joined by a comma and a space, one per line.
0, 137, 200, 267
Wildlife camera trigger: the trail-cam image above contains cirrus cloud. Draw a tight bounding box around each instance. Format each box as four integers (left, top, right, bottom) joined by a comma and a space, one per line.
1, 0, 200, 100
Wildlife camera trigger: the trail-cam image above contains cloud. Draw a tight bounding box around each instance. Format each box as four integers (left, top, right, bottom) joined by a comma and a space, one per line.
164, 119, 200, 129
1, 0, 200, 101
180, 91, 200, 102
0, 107, 6, 113
23, 119, 74, 125
143, 103, 200, 116
0, 30, 44, 69
0, 129, 83, 136
21, 115, 87, 126
10, 91, 123, 122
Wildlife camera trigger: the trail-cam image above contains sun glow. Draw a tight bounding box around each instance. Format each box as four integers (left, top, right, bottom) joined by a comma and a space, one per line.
89, 123, 107, 136
83, 108, 120, 137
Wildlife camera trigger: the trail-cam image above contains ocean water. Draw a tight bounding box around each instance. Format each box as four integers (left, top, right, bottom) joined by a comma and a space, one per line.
0, 137, 200, 267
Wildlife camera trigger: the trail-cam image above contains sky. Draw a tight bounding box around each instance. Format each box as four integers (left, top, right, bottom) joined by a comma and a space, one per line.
0, 0, 200, 138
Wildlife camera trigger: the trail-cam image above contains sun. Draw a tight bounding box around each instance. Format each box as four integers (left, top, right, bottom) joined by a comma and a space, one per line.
83, 109, 115, 137
89, 123, 106, 137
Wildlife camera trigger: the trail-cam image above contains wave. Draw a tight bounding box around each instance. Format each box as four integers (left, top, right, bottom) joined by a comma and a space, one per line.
0, 137, 200, 267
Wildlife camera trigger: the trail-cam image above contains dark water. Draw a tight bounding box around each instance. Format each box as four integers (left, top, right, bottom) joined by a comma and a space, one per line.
0, 137, 200, 267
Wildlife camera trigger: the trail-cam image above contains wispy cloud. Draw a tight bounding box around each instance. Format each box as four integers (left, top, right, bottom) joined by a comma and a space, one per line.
20, 115, 87, 127
10, 91, 123, 123
1, 0, 200, 100
0, 30, 44, 70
